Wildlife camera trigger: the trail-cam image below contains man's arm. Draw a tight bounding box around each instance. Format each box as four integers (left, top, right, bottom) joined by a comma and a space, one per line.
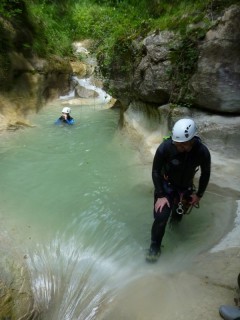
65, 118, 75, 125
152, 144, 166, 198
196, 145, 211, 198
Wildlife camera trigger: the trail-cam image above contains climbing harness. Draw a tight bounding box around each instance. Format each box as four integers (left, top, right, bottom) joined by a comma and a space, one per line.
175, 192, 199, 215
168, 188, 200, 228
162, 175, 200, 229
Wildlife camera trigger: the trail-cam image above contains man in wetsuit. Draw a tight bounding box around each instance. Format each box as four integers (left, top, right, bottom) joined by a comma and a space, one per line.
55, 107, 75, 125
146, 118, 211, 262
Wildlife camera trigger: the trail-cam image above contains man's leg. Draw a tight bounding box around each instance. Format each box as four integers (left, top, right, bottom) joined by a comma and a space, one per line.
146, 201, 172, 262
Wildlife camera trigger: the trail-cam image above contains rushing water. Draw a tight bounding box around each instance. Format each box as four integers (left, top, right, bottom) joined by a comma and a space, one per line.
0, 101, 237, 319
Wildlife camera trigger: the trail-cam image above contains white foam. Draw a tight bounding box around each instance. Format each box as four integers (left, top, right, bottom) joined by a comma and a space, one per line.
210, 200, 240, 252
59, 90, 75, 100
58, 76, 112, 105
73, 77, 111, 104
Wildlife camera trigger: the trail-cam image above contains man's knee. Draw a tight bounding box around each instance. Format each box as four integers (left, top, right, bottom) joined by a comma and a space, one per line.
154, 213, 170, 226
154, 206, 171, 223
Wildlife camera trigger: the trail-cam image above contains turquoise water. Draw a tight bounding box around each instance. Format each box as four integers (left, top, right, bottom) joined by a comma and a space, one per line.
0, 102, 236, 319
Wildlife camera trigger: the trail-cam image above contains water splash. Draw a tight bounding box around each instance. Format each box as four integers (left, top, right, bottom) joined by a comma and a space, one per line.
27, 233, 142, 320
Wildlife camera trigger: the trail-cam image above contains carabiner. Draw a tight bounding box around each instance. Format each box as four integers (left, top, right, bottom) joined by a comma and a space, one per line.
176, 202, 184, 215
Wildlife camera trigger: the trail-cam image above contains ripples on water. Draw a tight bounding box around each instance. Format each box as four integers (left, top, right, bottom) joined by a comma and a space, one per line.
0, 103, 237, 319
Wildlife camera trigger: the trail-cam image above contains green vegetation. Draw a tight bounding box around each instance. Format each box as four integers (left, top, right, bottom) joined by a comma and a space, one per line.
168, 31, 201, 107
0, 0, 23, 19
0, 0, 238, 98
2, 0, 238, 59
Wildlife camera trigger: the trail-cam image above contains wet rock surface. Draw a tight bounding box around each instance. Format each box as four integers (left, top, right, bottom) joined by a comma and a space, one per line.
0, 253, 38, 319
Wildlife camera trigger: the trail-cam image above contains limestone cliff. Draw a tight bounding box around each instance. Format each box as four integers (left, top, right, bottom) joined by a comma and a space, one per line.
0, 2, 72, 131
106, 5, 240, 114
190, 5, 240, 113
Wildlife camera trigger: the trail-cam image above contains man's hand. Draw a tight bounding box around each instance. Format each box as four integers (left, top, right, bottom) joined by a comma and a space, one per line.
155, 197, 170, 213
189, 194, 200, 206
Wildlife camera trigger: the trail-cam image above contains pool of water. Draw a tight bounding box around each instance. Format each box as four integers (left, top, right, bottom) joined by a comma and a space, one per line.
0, 102, 237, 319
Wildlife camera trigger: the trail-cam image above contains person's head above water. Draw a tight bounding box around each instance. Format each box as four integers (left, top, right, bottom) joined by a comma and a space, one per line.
62, 107, 71, 114
55, 106, 74, 125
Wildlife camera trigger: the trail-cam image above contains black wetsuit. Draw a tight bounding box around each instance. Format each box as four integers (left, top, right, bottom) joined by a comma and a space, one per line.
150, 136, 211, 251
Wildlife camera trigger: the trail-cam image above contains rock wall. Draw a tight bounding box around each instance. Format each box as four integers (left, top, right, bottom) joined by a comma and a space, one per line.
133, 31, 178, 105
190, 5, 240, 113
0, 52, 72, 131
0, 4, 73, 131
106, 5, 240, 114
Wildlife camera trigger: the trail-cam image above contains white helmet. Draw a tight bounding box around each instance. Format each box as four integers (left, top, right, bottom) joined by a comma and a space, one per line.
172, 118, 197, 142
62, 107, 71, 114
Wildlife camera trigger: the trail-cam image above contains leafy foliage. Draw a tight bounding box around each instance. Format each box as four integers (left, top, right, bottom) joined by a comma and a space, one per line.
168, 33, 200, 106
14, 1, 233, 56
0, 0, 23, 19
1, 0, 238, 80
21, 0, 238, 59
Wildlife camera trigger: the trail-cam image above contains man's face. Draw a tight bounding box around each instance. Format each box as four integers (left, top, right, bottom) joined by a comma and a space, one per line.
62, 112, 67, 119
173, 139, 194, 152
